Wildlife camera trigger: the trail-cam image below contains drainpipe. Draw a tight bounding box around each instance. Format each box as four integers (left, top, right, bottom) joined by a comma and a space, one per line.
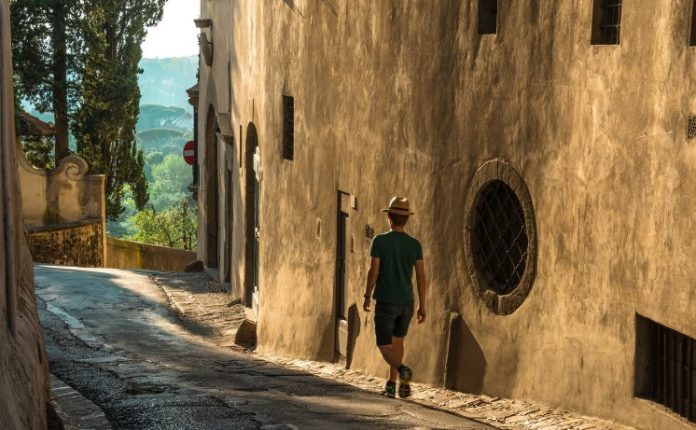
1, 0, 18, 335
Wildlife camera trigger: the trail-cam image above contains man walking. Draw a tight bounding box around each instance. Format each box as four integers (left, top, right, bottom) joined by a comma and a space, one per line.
363, 196, 426, 398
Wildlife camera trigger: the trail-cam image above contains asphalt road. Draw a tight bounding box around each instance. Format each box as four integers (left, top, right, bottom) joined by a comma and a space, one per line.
36, 264, 492, 430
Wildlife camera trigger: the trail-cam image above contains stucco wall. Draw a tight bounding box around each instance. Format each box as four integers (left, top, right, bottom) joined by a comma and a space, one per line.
198, 1, 696, 429
25, 221, 104, 267
19, 154, 105, 228
106, 237, 197, 273
0, 1, 49, 427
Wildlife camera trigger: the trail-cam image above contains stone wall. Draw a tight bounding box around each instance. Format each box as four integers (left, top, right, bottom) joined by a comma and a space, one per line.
106, 237, 197, 273
0, 1, 49, 428
25, 221, 104, 267
197, 1, 696, 429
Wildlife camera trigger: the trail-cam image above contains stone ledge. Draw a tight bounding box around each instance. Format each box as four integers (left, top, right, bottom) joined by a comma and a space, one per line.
24, 219, 103, 234
50, 374, 111, 430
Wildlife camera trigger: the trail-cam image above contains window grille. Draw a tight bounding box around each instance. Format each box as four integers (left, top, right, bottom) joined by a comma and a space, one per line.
691, 0, 696, 46
282, 96, 294, 160
689, 115, 696, 141
638, 316, 695, 423
478, 0, 498, 35
471, 180, 528, 295
592, 0, 622, 45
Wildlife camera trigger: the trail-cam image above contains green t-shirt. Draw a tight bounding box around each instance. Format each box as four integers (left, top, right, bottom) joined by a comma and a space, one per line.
370, 231, 423, 304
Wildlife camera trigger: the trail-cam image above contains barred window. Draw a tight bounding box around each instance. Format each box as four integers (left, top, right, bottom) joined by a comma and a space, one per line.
636, 315, 695, 423
691, 0, 696, 46
592, 0, 622, 45
282, 95, 294, 161
478, 0, 498, 35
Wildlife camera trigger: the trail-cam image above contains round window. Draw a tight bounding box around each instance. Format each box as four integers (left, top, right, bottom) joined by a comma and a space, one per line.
464, 160, 537, 315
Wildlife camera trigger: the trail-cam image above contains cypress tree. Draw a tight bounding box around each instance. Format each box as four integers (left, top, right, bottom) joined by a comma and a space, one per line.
72, 0, 165, 220
10, 0, 80, 161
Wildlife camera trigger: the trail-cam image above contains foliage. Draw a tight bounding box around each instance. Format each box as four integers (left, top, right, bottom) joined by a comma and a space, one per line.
21, 136, 55, 170
147, 154, 194, 211
108, 152, 196, 251
70, 0, 166, 220
136, 104, 193, 132
125, 199, 197, 251
10, 0, 81, 158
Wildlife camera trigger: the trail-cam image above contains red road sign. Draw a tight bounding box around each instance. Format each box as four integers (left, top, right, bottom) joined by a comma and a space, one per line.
183, 141, 195, 165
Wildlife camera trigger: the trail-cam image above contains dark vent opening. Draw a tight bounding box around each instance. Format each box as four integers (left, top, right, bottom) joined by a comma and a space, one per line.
282, 95, 294, 161
636, 315, 695, 423
471, 180, 528, 295
591, 0, 622, 45
689, 115, 696, 140
478, 0, 498, 35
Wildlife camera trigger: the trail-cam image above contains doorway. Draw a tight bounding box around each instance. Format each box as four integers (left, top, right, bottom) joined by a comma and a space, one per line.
205, 108, 219, 269
223, 163, 233, 283
244, 123, 260, 313
335, 191, 349, 357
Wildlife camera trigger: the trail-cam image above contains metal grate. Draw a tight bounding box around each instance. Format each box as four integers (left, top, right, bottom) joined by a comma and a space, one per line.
691, 1, 696, 46
645, 319, 695, 422
471, 180, 528, 295
688, 115, 696, 140
592, 0, 621, 45
282, 95, 294, 160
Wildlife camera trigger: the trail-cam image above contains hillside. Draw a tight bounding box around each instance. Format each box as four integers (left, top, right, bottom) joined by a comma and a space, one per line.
139, 56, 198, 111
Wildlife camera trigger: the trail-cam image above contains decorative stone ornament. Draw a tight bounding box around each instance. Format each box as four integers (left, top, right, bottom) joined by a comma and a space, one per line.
464, 159, 537, 315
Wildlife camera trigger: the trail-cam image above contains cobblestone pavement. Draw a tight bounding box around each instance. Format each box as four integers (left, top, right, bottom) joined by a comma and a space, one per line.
151, 271, 636, 430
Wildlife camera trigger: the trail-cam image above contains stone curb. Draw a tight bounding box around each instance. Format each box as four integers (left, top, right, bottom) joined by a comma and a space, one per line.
50, 374, 111, 430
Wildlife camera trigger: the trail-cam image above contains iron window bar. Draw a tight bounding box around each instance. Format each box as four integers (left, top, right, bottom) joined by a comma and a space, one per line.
472, 181, 528, 295
599, 0, 621, 44
646, 319, 695, 422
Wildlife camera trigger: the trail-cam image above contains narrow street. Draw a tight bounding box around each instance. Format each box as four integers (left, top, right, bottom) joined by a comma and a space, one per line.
36, 264, 492, 430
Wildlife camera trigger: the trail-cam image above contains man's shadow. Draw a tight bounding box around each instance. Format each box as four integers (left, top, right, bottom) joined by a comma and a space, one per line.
346, 304, 360, 369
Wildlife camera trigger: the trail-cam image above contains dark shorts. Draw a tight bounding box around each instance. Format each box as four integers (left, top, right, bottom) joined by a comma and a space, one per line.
374, 301, 414, 346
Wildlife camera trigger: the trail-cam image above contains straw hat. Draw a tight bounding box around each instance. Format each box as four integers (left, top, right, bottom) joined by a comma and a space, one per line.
382, 196, 414, 216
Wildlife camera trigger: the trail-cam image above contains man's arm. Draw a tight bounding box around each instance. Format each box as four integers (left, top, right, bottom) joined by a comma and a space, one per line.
415, 259, 426, 323
363, 257, 380, 312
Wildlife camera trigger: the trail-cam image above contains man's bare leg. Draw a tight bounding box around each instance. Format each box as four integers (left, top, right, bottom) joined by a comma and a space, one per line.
377, 343, 402, 375
389, 337, 404, 382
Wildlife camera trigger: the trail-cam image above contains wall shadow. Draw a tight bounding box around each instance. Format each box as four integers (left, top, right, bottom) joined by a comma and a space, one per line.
445, 313, 486, 394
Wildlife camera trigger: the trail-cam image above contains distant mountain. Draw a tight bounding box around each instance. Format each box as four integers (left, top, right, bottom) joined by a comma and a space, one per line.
138, 56, 198, 111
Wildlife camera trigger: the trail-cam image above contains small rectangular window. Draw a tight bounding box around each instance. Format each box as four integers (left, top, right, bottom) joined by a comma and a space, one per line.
592, 0, 622, 45
478, 0, 498, 35
636, 315, 696, 423
691, 0, 696, 46
282, 95, 294, 161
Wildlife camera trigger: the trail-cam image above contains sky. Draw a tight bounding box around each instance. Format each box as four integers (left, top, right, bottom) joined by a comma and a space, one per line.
141, 0, 200, 59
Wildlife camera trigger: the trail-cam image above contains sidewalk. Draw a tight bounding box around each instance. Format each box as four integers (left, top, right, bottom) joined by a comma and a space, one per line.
151, 271, 635, 430
50, 374, 111, 430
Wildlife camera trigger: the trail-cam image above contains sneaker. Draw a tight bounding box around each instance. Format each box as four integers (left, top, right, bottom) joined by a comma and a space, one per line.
398, 365, 412, 398
380, 381, 396, 398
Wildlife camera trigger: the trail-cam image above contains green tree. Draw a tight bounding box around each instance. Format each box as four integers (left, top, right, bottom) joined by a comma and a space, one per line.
10, 0, 82, 160
126, 198, 197, 250
21, 135, 55, 169
72, 0, 165, 219
148, 154, 193, 211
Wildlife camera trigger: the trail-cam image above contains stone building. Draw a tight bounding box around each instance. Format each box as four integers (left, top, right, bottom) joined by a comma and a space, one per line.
0, 0, 49, 427
194, 1, 696, 428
